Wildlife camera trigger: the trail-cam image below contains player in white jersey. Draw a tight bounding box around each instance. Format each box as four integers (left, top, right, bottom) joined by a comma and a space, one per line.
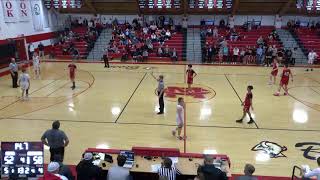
172, 97, 184, 140
18, 68, 30, 100
32, 52, 41, 79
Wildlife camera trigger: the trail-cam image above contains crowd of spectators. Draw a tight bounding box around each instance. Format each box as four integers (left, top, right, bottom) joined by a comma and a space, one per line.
105, 16, 180, 62
50, 18, 102, 59
200, 24, 299, 66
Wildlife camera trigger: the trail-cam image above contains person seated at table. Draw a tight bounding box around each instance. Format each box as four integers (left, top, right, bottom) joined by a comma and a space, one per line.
236, 164, 257, 180
54, 154, 75, 180
158, 157, 181, 180
76, 153, 102, 180
196, 155, 228, 180
108, 155, 131, 180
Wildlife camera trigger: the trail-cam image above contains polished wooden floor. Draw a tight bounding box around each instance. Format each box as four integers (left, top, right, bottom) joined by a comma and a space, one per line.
0, 62, 320, 177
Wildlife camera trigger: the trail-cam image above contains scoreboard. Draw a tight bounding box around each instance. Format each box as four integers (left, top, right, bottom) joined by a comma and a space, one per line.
296, 0, 320, 10
138, 0, 182, 9
44, 0, 83, 9
188, 0, 232, 9
1, 142, 44, 178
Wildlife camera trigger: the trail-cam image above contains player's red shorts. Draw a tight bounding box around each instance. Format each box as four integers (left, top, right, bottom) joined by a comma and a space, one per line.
280, 78, 289, 86
271, 70, 278, 76
69, 73, 75, 80
187, 78, 193, 84
243, 105, 251, 112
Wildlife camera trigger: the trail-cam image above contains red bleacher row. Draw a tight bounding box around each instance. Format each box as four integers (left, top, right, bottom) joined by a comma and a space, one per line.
53, 27, 91, 59
108, 32, 183, 62
205, 26, 282, 61
294, 27, 320, 62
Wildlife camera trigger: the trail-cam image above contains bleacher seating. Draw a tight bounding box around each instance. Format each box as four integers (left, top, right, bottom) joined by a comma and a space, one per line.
294, 28, 320, 63
109, 32, 183, 62
205, 26, 282, 62
53, 27, 92, 59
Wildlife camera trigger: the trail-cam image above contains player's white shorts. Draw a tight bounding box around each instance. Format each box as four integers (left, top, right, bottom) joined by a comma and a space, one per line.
20, 83, 29, 90
308, 59, 314, 64
33, 64, 40, 70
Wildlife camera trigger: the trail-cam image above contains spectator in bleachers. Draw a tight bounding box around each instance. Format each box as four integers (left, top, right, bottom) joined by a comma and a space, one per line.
213, 27, 218, 38
236, 164, 257, 180
196, 155, 228, 180
207, 28, 213, 36
157, 46, 164, 57
72, 47, 80, 60
165, 29, 172, 40
38, 42, 45, 58
265, 45, 273, 67
207, 46, 214, 63
171, 48, 178, 61
256, 45, 263, 65
53, 154, 75, 180
219, 19, 226, 28
142, 49, 148, 62
76, 153, 102, 180
233, 47, 239, 63
143, 26, 149, 34
29, 43, 35, 58
240, 48, 245, 63
291, 47, 298, 65
158, 157, 181, 180
271, 45, 278, 60
151, 33, 157, 42
108, 155, 131, 180
41, 120, 69, 162
302, 157, 320, 179
164, 45, 170, 57
256, 36, 264, 46
284, 48, 292, 65
222, 46, 229, 63
230, 29, 238, 41
150, 23, 157, 34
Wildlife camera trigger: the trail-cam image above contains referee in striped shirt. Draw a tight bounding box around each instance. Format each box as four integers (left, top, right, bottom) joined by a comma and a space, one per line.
158, 157, 181, 180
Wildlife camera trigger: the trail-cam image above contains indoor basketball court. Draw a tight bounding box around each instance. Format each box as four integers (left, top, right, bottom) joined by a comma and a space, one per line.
0, 62, 319, 176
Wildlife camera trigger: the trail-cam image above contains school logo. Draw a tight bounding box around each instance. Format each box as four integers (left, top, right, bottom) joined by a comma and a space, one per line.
161, 83, 216, 103
295, 142, 320, 160
33, 4, 40, 15
251, 141, 287, 158
110, 65, 139, 70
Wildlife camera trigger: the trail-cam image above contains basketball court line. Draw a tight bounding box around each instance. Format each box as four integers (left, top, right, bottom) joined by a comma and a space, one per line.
310, 87, 320, 96
224, 74, 260, 129
114, 72, 147, 123
5, 117, 320, 132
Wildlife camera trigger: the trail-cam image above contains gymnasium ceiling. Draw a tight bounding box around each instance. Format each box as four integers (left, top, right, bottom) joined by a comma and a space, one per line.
59, 0, 318, 15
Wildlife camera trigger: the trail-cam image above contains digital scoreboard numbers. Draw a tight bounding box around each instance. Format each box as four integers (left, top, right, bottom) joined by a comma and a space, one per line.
44, 0, 83, 9
138, 0, 181, 9
1, 142, 44, 178
188, 0, 232, 9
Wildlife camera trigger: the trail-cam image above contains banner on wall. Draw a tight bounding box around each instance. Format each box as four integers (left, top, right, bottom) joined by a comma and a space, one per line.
1, 0, 19, 22
18, 0, 31, 21
31, 0, 43, 31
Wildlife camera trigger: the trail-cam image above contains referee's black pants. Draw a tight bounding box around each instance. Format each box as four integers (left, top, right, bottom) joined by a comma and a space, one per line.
11, 72, 18, 88
158, 92, 164, 113
103, 55, 109, 68
49, 147, 65, 162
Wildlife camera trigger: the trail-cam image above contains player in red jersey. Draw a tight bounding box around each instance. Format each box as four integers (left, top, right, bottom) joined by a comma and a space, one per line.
68, 62, 77, 90
274, 64, 293, 96
186, 64, 197, 90
269, 59, 279, 85
236, 85, 254, 124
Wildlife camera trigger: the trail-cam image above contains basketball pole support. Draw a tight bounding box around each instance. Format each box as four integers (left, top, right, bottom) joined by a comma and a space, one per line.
183, 65, 187, 153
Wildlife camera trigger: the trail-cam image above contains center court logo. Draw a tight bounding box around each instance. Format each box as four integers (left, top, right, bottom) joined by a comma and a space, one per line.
160, 83, 216, 103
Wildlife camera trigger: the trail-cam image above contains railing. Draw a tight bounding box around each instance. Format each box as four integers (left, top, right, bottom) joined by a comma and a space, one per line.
292, 165, 303, 180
